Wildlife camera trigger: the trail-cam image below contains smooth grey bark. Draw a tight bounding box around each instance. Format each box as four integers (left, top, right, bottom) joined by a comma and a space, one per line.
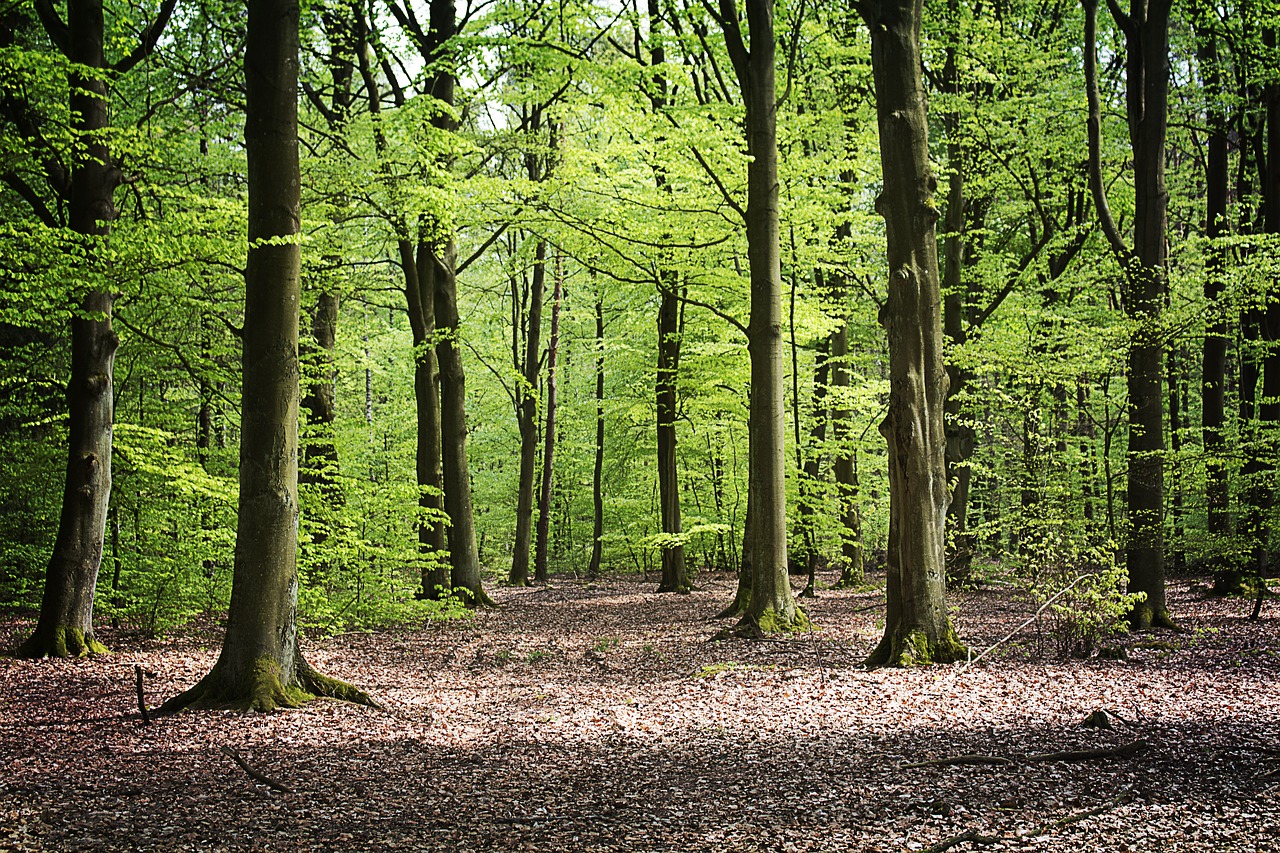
161, 0, 372, 711
1084, 0, 1174, 629
715, 0, 802, 634
860, 0, 965, 666
656, 275, 689, 593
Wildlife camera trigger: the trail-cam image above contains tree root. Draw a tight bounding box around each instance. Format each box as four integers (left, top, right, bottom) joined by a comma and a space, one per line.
902, 755, 1013, 769
15, 625, 108, 659
905, 739, 1147, 772
159, 652, 382, 714
916, 789, 1134, 852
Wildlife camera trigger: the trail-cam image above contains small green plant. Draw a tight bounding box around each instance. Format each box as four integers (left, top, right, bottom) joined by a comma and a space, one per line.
527, 648, 552, 663
1020, 529, 1144, 659
694, 661, 741, 679
592, 636, 621, 654
494, 648, 512, 666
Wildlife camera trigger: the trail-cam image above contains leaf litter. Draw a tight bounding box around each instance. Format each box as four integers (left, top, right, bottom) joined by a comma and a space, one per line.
1, 571, 1277, 852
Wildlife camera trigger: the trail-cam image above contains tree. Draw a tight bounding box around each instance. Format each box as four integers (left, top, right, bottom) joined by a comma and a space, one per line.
858, 0, 965, 666
14, 0, 176, 658
711, 0, 804, 633
160, 0, 374, 711
1083, 0, 1175, 629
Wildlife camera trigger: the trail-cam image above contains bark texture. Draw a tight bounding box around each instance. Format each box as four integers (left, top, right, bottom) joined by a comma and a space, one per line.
1084, 0, 1174, 629
861, 0, 965, 667
509, 239, 547, 587
716, 0, 802, 635
160, 0, 372, 712
656, 276, 689, 593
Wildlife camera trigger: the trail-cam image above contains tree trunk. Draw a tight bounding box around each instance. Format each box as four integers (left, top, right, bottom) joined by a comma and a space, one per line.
860, 0, 965, 667
161, 0, 371, 711
1197, 15, 1234, 592
588, 293, 605, 579
716, 0, 802, 634
1084, 0, 1174, 629
533, 253, 564, 584
19, 0, 122, 658
656, 275, 689, 593
829, 316, 865, 588
509, 239, 546, 586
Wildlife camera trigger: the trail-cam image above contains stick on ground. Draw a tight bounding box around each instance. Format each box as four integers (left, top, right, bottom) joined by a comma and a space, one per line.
219, 746, 294, 794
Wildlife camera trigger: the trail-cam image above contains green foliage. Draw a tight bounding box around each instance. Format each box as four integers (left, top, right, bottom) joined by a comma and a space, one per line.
1017, 528, 1144, 660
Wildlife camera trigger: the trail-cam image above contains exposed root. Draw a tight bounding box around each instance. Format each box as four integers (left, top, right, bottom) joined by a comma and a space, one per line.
158, 653, 381, 714
866, 626, 967, 668
15, 625, 109, 659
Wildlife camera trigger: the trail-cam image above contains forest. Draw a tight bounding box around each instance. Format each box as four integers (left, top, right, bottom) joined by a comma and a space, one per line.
1, 0, 1279, 849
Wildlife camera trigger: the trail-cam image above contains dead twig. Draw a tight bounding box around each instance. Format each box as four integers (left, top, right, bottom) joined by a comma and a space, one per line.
1026, 739, 1147, 763
902, 754, 1013, 769
919, 827, 1001, 853
219, 746, 294, 794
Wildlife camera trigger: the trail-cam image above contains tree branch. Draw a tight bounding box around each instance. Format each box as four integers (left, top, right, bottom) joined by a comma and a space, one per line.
112, 0, 179, 76
1083, 0, 1133, 263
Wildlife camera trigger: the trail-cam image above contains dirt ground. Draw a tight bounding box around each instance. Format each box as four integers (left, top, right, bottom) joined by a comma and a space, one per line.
2, 569, 1278, 852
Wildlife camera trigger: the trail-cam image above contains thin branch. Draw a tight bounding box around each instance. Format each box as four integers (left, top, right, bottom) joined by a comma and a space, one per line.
1083, 0, 1132, 263
112, 0, 179, 76
219, 746, 294, 794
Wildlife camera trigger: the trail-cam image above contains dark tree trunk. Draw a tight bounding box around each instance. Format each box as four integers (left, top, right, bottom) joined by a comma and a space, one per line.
716, 0, 802, 634
20, 0, 135, 658
829, 315, 865, 588
588, 293, 605, 580
1084, 0, 1174, 629
161, 0, 372, 711
860, 0, 965, 667
533, 254, 564, 584
656, 276, 689, 593
509, 239, 546, 586
1197, 15, 1235, 592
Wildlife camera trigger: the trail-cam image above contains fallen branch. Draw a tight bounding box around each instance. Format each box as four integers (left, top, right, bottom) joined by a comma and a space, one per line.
1024, 789, 1134, 837
919, 827, 1001, 853
902, 754, 1013, 769
1026, 739, 1147, 763
219, 746, 294, 794
134, 665, 150, 725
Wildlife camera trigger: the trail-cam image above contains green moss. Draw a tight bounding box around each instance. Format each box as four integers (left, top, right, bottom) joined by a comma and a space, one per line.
249, 657, 312, 712
868, 625, 967, 668
756, 606, 811, 634
27, 626, 109, 659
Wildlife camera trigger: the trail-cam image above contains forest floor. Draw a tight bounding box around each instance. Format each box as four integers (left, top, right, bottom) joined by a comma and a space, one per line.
2, 569, 1279, 852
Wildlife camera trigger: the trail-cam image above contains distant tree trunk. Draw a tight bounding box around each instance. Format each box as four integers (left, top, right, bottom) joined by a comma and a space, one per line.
1199, 13, 1233, 591
1255, 42, 1280, 579
860, 0, 965, 667
1084, 0, 1174, 629
161, 0, 372, 712
20, 0, 176, 658
533, 253, 564, 584
509, 238, 546, 587
656, 276, 689, 593
829, 313, 865, 588
716, 0, 803, 634
300, 290, 340, 497
588, 293, 605, 579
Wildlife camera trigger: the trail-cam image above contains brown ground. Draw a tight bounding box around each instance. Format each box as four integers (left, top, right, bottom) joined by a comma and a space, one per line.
1, 570, 1278, 852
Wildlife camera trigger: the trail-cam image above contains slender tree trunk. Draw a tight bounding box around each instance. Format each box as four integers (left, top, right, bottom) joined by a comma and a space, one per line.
510, 239, 546, 586
715, 0, 802, 634
860, 0, 965, 666
588, 293, 605, 579
20, 0, 123, 658
533, 253, 564, 584
1197, 15, 1235, 592
829, 315, 865, 587
1084, 0, 1174, 629
161, 0, 372, 712
656, 275, 689, 593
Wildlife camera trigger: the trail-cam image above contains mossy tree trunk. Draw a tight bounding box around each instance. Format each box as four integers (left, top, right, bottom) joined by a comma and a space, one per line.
860, 0, 965, 667
713, 0, 803, 634
160, 0, 372, 713
19, 0, 175, 659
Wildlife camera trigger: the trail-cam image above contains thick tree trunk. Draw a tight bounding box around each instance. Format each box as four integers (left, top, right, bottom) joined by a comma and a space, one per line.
656, 276, 689, 593
861, 0, 965, 667
20, 0, 120, 658
533, 254, 563, 584
715, 0, 802, 634
509, 239, 546, 587
161, 0, 371, 711
588, 294, 605, 579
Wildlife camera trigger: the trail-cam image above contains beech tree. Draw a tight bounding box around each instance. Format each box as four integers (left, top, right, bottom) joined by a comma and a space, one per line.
710, 0, 804, 633
858, 0, 965, 666
1083, 0, 1175, 629
160, 0, 373, 711
14, 0, 176, 659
